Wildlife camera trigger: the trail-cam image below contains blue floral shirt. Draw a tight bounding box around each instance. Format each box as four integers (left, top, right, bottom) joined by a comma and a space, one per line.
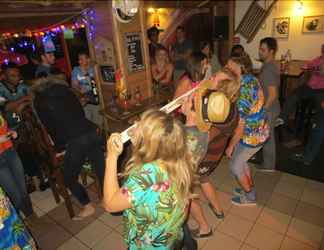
0, 187, 36, 250
122, 162, 186, 250
237, 74, 269, 147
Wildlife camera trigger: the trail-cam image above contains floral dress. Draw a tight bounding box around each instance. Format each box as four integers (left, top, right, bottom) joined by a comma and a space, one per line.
0, 187, 36, 250
122, 162, 186, 250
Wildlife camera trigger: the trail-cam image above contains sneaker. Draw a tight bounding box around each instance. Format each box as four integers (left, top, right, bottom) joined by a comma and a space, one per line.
231, 195, 256, 206
275, 117, 285, 127
232, 187, 243, 196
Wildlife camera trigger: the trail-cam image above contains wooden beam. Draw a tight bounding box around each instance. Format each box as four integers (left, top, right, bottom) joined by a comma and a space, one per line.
0, 0, 94, 3
0, 12, 80, 18
144, 0, 214, 9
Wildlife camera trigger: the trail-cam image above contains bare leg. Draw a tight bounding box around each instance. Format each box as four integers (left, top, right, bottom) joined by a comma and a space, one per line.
201, 181, 223, 213
237, 173, 252, 192
244, 165, 253, 187
190, 199, 210, 233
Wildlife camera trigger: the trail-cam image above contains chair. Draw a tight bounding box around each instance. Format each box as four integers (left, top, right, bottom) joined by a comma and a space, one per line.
294, 98, 317, 145
24, 109, 102, 218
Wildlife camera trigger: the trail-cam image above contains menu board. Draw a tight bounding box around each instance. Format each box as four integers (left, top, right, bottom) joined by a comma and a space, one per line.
124, 32, 145, 73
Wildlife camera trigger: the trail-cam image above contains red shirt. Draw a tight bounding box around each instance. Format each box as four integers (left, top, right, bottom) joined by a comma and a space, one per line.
0, 116, 13, 154
303, 56, 324, 89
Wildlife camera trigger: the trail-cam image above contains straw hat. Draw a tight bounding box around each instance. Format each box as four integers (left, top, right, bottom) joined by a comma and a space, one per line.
194, 80, 231, 132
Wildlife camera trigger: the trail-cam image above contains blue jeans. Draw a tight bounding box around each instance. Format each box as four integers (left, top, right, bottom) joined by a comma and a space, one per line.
230, 143, 262, 178
262, 111, 278, 170
304, 110, 324, 163
63, 130, 105, 205
0, 149, 33, 217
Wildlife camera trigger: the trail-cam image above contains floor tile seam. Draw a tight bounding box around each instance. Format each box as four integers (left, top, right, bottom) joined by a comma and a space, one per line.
76, 227, 112, 249
256, 212, 293, 236
33, 214, 73, 239
212, 228, 245, 249
58, 236, 90, 250
271, 189, 302, 204
240, 205, 261, 246
285, 217, 324, 248
282, 235, 322, 250
89, 229, 119, 249
293, 203, 324, 229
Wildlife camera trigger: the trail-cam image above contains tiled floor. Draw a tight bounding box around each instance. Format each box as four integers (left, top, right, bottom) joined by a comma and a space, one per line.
26, 159, 324, 250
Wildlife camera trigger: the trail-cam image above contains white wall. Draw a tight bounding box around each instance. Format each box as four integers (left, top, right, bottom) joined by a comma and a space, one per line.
235, 0, 324, 61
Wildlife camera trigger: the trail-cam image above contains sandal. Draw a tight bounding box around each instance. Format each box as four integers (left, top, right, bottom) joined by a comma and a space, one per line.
191, 228, 213, 239
208, 203, 225, 219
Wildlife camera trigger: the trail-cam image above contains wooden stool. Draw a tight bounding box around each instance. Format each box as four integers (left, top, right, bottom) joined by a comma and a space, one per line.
25, 110, 102, 218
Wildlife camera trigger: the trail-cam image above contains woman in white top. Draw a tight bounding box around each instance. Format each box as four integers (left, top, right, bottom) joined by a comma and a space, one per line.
200, 41, 221, 79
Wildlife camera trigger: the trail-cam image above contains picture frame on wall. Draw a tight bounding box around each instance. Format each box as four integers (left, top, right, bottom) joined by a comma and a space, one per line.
273, 17, 290, 39
302, 15, 324, 33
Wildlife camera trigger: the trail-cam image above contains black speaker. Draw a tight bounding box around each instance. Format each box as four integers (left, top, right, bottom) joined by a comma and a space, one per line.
213, 16, 229, 40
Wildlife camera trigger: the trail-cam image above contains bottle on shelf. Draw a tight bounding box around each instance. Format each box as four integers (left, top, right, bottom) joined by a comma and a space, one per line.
90, 78, 99, 105
134, 86, 142, 106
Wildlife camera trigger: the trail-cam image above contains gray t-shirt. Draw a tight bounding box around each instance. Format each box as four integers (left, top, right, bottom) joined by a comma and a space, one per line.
172, 39, 193, 70
259, 61, 281, 115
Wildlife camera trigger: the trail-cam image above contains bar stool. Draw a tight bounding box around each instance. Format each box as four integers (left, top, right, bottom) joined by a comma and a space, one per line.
294, 98, 317, 145
25, 110, 102, 218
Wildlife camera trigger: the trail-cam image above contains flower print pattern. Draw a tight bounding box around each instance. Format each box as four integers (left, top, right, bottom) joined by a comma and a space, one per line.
237, 74, 269, 147
0, 187, 36, 250
122, 162, 186, 250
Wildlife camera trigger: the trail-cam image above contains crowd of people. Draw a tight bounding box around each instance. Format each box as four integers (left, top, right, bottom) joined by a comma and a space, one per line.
0, 47, 104, 248
0, 22, 323, 250
102, 28, 324, 249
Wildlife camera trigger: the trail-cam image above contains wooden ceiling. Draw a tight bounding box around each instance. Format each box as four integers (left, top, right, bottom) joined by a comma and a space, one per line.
0, 0, 218, 33
0, 0, 88, 33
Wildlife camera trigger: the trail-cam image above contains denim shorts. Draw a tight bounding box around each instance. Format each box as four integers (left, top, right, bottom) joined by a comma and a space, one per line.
229, 143, 262, 178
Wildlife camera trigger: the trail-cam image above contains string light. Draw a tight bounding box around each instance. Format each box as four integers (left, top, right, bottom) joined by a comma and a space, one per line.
0, 8, 93, 39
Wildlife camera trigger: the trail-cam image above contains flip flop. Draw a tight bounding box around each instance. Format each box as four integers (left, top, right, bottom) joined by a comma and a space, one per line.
191, 228, 213, 239
208, 203, 225, 219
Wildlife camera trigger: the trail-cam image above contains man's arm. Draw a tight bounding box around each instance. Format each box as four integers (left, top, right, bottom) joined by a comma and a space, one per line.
264, 85, 278, 110
5, 95, 31, 112
303, 57, 321, 70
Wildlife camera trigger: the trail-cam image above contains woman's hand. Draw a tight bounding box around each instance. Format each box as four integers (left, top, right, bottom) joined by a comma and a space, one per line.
211, 71, 231, 89
181, 96, 197, 126
180, 96, 192, 116
225, 145, 234, 158
7, 130, 18, 140
107, 133, 123, 158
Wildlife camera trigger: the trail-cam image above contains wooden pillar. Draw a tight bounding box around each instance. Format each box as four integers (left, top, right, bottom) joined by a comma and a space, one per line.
84, 10, 109, 135
228, 0, 235, 55
112, 0, 152, 101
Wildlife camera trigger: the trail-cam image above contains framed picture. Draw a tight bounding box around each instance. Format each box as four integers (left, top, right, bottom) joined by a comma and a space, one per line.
302, 15, 324, 33
273, 17, 290, 38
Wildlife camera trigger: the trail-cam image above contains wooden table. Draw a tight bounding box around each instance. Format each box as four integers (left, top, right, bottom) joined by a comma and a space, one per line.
280, 60, 305, 105
103, 88, 174, 133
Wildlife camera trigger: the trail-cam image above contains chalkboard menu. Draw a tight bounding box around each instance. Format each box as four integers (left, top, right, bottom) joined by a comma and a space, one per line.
124, 32, 145, 73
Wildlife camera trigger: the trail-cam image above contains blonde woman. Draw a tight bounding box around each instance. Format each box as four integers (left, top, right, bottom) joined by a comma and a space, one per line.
103, 109, 194, 249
